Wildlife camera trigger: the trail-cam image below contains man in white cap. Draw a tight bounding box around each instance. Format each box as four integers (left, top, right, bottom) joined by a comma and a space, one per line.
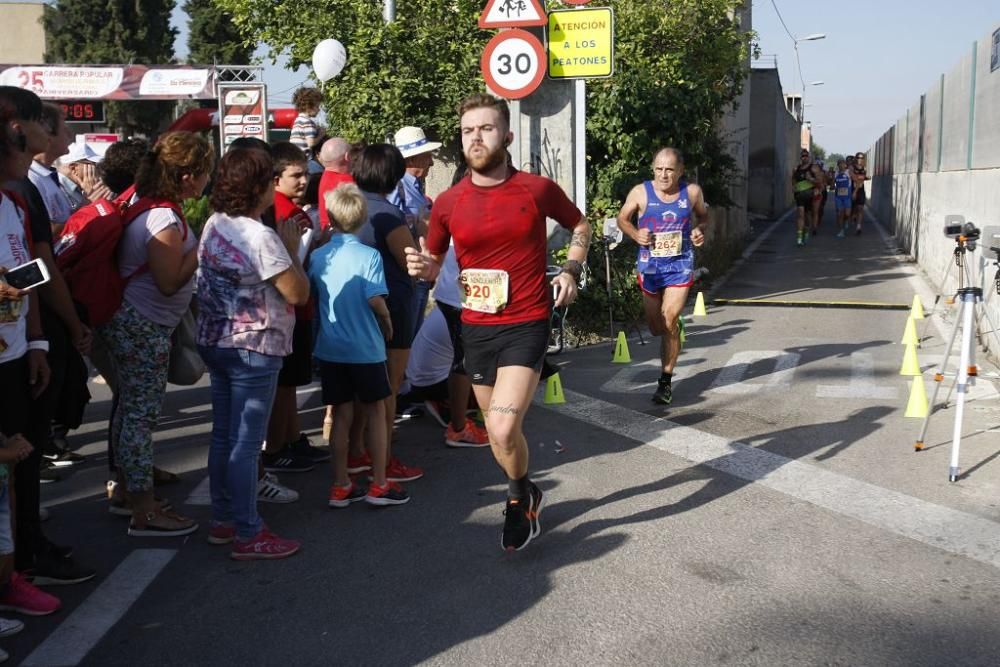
389, 126, 441, 332
57, 142, 109, 213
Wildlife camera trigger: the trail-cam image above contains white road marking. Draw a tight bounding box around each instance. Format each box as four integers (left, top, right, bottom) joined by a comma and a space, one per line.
22, 549, 178, 667
600, 359, 689, 393
185, 475, 212, 506
540, 389, 1000, 570
708, 350, 800, 395
816, 352, 899, 399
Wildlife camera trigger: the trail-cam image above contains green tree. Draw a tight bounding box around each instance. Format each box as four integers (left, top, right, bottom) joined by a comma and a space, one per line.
184, 0, 253, 69
43, 0, 177, 135
827, 152, 845, 165
216, 0, 487, 143
811, 143, 827, 161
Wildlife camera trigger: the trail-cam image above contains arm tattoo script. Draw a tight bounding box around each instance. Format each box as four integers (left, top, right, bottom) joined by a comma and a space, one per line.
570, 230, 590, 250
489, 403, 521, 416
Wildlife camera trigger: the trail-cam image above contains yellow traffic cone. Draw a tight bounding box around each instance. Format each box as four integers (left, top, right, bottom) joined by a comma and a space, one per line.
544, 372, 566, 404
900, 316, 918, 346
899, 342, 921, 376
612, 331, 631, 363
910, 295, 925, 320
904, 377, 928, 418
693, 292, 707, 317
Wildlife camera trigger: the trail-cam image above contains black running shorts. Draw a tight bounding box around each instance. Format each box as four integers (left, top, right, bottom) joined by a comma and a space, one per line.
278, 317, 314, 387
462, 319, 549, 386
853, 188, 866, 206
319, 361, 392, 405
794, 190, 813, 208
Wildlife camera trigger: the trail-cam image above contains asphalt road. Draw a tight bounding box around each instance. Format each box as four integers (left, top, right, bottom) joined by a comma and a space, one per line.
10, 206, 1000, 666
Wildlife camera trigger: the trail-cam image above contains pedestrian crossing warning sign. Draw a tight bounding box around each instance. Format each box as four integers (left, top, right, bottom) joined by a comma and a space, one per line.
479, 0, 548, 29
547, 7, 614, 79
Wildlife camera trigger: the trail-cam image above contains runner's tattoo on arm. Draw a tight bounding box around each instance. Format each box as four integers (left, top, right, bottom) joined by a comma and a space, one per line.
489, 403, 521, 416
570, 229, 590, 249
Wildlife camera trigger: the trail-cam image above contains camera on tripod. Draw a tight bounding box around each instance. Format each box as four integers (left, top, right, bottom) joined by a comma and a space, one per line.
943, 215, 980, 240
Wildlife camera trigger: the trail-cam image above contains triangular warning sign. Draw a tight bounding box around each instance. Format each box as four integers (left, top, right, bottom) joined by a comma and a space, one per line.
479, 0, 547, 29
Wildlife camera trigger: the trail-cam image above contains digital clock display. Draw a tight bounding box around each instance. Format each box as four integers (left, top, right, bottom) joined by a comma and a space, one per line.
59, 101, 105, 124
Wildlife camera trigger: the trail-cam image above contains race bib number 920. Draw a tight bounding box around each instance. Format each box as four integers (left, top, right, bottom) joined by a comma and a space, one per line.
459, 269, 509, 314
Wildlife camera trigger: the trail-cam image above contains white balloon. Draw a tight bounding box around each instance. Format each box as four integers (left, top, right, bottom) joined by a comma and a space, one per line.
312, 39, 347, 82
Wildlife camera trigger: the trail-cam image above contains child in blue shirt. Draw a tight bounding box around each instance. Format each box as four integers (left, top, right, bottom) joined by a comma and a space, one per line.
309, 183, 409, 508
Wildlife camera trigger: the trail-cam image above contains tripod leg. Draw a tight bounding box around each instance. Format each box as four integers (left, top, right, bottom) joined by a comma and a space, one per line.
605, 244, 614, 341
915, 303, 962, 450
948, 296, 976, 481
977, 297, 1000, 361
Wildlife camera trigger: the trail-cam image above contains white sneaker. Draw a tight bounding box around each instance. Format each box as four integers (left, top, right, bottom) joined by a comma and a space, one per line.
0, 616, 23, 638
257, 473, 299, 504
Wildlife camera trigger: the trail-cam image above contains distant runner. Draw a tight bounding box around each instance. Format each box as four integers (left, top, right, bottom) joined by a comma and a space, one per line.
792, 149, 816, 246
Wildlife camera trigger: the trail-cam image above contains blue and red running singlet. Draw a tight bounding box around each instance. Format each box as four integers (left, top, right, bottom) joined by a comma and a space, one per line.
636, 180, 695, 292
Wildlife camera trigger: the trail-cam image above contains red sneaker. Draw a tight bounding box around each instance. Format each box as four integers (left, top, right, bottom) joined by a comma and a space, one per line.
230, 529, 300, 561
386, 456, 423, 482
445, 420, 490, 448
328, 482, 366, 508
0, 572, 61, 616
365, 481, 410, 506
347, 452, 372, 474
207, 523, 236, 545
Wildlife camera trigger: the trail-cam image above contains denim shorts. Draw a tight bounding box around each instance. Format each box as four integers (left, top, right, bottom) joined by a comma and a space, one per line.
0, 484, 13, 555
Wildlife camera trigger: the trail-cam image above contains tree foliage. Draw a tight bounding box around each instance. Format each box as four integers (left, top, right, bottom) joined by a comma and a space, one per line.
184, 0, 253, 67
215, 0, 488, 144
43, 0, 178, 135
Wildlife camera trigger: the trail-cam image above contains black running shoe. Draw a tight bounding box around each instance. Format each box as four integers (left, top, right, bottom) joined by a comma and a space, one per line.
27, 554, 96, 587
285, 433, 330, 463
501, 485, 544, 552
261, 451, 315, 473
652, 378, 673, 405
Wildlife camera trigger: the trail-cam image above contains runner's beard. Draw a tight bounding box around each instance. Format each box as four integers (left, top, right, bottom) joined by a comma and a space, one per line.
466, 142, 507, 174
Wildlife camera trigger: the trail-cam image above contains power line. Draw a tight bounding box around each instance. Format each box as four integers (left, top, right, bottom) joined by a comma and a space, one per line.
769, 0, 796, 42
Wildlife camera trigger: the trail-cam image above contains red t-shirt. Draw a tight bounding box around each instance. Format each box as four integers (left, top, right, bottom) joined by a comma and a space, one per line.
317, 170, 354, 230
273, 191, 314, 321
426, 169, 582, 326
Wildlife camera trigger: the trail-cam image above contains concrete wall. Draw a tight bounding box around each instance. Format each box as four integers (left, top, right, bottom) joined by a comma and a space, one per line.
748, 67, 801, 217
0, 3, 45, 63
869, 21, 1000, 359
708, 1, 752, 253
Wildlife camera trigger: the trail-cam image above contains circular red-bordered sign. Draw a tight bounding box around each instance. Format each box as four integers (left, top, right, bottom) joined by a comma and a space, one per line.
480, 29, 547, 100
562, 0, 593, 4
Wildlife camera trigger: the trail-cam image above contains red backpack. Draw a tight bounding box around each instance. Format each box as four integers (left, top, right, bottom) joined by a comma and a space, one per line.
53, 187, 184, 326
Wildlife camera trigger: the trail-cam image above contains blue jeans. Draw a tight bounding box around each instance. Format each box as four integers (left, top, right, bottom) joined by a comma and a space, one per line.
198, 345, 282, 540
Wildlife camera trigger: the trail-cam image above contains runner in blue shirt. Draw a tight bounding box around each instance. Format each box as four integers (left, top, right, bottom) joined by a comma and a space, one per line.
833, 159, 853, 238
616, 147, 709, 405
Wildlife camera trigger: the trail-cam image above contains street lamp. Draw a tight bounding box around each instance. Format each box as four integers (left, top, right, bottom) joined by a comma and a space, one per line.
792, 33, 826, 122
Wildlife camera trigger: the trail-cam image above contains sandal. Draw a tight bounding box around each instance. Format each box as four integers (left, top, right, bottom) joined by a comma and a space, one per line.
153, 467, 181, 486
128, 509, 198, 538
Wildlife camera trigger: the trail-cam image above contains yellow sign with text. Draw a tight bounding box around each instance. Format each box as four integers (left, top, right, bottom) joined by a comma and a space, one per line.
547, 7, 614, 79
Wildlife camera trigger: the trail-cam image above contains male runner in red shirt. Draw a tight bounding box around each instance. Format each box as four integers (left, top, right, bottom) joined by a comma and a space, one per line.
406, 93, 592, 551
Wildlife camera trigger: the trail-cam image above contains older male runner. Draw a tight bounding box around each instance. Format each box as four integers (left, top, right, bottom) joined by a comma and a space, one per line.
405, 93, 591, 552
616, 147, 709, 405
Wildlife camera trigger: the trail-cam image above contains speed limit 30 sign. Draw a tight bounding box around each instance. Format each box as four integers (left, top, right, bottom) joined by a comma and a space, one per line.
480, 29, 546, 100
